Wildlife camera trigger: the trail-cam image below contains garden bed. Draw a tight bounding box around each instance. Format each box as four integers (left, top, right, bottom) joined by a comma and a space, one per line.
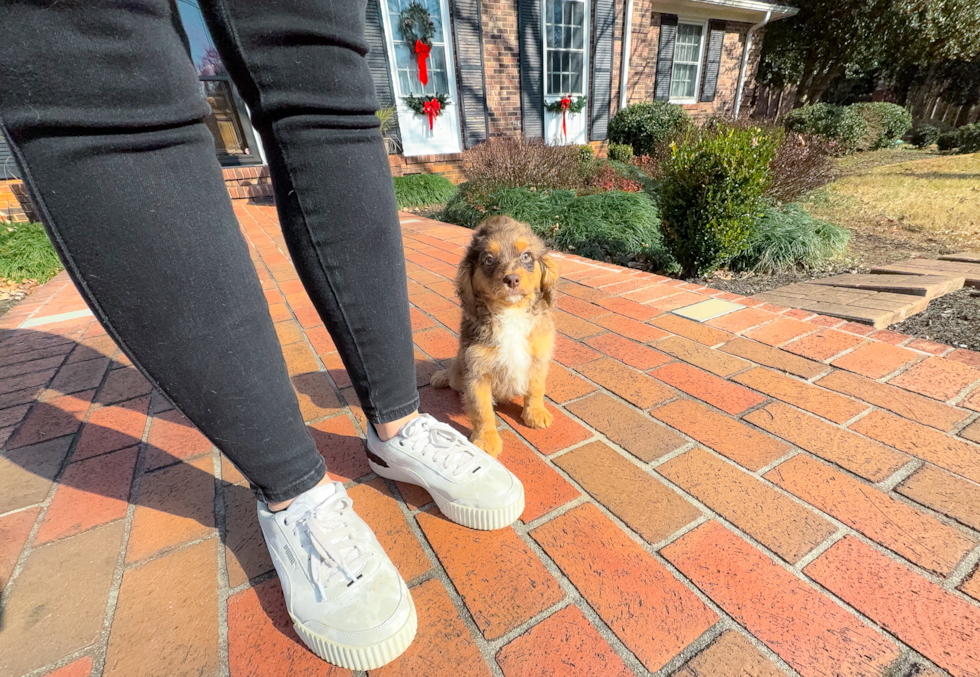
890, 287, 980, 352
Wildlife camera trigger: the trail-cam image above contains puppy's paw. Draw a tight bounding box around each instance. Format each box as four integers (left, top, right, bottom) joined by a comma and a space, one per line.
470, 429, 503, 457
522, 404, 553, 429
430, 369, 451, 389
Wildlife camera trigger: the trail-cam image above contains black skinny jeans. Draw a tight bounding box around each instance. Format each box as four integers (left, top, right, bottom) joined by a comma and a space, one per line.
0, 0, 419, 503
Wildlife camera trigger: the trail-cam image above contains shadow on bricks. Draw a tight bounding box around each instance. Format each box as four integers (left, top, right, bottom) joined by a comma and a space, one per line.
0, 327, 368, 602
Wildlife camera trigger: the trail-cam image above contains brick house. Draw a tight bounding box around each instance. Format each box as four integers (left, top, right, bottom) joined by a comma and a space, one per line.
0, 0, 795, 221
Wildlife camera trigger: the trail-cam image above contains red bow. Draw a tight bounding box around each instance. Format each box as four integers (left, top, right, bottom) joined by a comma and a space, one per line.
415, 39, 431, 86
560, 97, 572, 138
423, 98, 441, 130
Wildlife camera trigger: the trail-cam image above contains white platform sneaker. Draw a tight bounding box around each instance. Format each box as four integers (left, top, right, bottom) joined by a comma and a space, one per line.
257, 482, 416, 670
365, 414, 525, 530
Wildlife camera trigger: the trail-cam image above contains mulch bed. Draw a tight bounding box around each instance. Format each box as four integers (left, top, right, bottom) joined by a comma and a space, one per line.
890, 287, 980, 352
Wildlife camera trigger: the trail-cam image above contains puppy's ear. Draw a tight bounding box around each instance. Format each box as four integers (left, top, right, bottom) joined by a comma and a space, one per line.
538, 254, 559, 307
456, 255, 478, 316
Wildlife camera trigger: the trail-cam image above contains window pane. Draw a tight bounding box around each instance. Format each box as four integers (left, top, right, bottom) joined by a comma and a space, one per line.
570, 71, 581, 94
674, 24, 702, 64
670, 64, 697, 99
572, 1, 584, 25
573, 27, 583, 49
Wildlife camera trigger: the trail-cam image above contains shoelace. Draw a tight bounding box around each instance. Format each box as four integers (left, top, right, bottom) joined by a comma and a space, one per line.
284, 494, 372, 598
399, 415, 481, 477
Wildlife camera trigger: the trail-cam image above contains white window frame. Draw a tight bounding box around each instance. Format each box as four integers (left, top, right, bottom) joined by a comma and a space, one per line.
378, 0, 463, 156
668, 20, 708, 105
541, 0, 590, 145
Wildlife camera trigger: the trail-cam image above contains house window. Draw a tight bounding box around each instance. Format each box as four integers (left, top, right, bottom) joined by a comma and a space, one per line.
545, 0, 586, 95
669, 23, 705, 102
387, 0, 451, 97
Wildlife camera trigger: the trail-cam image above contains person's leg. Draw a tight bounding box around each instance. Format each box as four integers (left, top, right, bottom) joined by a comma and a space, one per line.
197, 0, 421, 431
0, 0, 324, 504
202, 0, 525, 533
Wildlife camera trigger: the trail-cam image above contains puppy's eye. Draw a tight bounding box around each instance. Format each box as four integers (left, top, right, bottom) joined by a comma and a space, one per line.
481, 254, 495, 267
520, 252, 532, 263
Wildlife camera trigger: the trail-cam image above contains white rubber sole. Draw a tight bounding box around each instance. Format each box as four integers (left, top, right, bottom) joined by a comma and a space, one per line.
292, 594, 417, 671
368, 460, 525, 530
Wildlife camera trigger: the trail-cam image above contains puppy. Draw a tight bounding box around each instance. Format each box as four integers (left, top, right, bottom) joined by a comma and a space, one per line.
431, 216, 558, 456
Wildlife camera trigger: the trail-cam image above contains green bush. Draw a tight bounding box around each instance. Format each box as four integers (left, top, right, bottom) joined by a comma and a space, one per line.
393, 174, 458, 209
0, 221, 63, 284
849, 102, 912, 150
726, 204, 850, 273
607, 102, 689, 156
784, 103, 867, 154
607, 142, 634, 164
658, 125, 779, 277
909, 124, 940, 148
440, 184, 675, 270
937, 130, 960, 151
958, 124, 980, 153
576, 145, 595, 163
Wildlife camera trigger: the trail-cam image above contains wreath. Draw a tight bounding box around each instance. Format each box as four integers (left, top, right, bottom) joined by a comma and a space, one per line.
405, 93, 450, 130
545, 96, 588, 139
399, 2, 436, 86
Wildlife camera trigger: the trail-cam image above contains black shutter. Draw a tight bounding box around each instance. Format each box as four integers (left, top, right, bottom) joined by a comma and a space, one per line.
590, 0, 615, 140
519, 0, 544, 138
453, 0, 490, 147
699, 20, 726, 103
654, 14, 678, 102
364, 0, 401, 152
0, 132, 18, 180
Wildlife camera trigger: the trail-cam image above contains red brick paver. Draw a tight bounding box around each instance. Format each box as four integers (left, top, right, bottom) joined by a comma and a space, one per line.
1, 209, 978, 677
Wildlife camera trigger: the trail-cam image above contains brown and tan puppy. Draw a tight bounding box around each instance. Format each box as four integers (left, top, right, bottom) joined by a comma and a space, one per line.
431, 216, 558, 456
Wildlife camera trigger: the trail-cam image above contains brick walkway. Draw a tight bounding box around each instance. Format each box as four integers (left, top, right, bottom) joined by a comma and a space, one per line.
2, 206, 980, 677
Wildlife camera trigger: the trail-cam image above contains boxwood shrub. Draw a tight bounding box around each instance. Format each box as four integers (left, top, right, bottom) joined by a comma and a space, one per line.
849, 102, 912, 150
784, 103, 867, 154
658, 125, 779, 277
909, 124, 941, 148
607, 102, 689, 156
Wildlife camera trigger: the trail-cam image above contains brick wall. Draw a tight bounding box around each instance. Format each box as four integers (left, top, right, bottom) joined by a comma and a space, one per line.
623, 3, 660, 105
620, 13, 761, 121
389, 153, 468, 183
223, 166, 273, 200
481, 0, 523, 137
0, 180, 35, 223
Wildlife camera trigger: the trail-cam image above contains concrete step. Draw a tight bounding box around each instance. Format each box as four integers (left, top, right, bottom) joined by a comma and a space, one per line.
871, 258, 980, 287
938, 252, 980, 264
803, 273, 964, 299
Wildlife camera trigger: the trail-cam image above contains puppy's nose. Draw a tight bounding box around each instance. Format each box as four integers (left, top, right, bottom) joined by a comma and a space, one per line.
503, 274, 521, 289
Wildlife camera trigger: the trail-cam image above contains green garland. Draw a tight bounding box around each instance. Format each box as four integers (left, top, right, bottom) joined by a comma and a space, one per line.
404, 93, 450, 115
544, 96, 588, 114
399, 1, 436, 47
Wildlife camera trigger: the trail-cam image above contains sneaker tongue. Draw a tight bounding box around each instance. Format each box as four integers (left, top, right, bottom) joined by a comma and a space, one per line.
285, 482, 338, 518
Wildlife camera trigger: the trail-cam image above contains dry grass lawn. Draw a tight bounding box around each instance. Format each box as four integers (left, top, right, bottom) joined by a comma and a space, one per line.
806, 152, 980, 248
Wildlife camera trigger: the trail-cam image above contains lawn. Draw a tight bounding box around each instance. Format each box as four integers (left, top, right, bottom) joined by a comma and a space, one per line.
0, 221, 62, 284
805, 151, 980, 248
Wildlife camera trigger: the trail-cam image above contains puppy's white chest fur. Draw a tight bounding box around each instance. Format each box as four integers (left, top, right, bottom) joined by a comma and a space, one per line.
490, 307, 534, 398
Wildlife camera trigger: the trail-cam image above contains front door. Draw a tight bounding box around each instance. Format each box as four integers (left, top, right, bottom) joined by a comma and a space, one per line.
175, 0, 263, 166
378, 0, 463, 156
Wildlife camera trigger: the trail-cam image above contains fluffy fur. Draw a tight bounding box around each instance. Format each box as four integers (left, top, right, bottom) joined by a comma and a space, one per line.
431, 216, 558, 456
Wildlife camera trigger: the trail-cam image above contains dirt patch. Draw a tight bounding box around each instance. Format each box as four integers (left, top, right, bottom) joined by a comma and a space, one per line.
891, 287, 980, 352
